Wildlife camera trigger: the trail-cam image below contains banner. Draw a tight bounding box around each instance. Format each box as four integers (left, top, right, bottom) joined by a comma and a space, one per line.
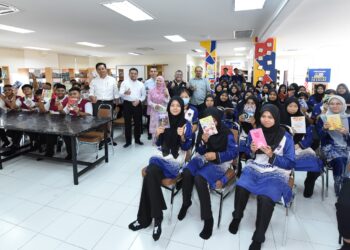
200, 40, 217, 82
307, 69, 331, 83
253, 37, 277, 85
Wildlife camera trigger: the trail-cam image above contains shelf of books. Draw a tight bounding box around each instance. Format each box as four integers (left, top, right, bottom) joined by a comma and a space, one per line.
0, 66, 10, 85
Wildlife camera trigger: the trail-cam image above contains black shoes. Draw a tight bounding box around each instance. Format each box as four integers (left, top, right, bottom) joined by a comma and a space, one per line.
228, 218, 241, 234
135, 140, 144, 145
249, 241, 262, 250
177, 201, 192, 221
147, 134, 152, 140
65, 154, 72, 160
153, 218, 162, 241
128, 220, 147, 231
199, 217, 213, 240
123, 143, 131, 148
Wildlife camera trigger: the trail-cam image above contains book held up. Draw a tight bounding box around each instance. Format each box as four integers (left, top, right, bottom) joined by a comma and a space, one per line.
199, 115, 218, 136
250, 128, 268, 149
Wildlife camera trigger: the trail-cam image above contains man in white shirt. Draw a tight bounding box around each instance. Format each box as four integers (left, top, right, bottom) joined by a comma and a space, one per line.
143, 66, 158, 140
119, 68, 146, 148
89, 62, 119, 116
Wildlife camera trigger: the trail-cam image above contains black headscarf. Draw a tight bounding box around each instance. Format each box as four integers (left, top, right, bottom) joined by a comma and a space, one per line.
160, 96, 187, 158
259, 104, 286, 152
215, 91, 233, 108
240, 96, 260, 134
281, 97, 309, 145
201, 94, 215, 118
337, 83, 350, 104
229, 84, 241, 100
197, 107, 230, 153
312, 84, 326, 103
214, 84, 223, 96
267, 89, 280, 107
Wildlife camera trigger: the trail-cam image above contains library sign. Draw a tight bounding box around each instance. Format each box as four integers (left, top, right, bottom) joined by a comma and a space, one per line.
308, 68, 331, 83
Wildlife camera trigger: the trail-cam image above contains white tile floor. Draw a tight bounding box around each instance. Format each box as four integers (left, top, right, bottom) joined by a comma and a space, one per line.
0, 130, 340, 250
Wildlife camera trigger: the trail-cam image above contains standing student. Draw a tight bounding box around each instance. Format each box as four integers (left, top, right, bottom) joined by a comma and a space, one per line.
147, 76, 170, 140
316, 95, 350, 196
231, 68, 246, 90
178, 107, 237, 240
89, 62, 119, 116
229, 104, 295, 250
189, 66, 211, 113
119, 68, 146, 148
128, 97, 192, 241
219, 67, 231, 84
144, 66, 158, 139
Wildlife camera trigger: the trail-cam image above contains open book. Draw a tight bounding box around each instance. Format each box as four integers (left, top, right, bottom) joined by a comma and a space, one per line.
199, 115, 218, 136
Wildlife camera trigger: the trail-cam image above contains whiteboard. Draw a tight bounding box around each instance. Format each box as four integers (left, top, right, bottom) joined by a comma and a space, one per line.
116, 65, 146, 81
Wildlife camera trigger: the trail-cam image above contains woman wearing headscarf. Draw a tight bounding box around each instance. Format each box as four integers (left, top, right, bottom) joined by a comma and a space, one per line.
316, 95, 350, 196
266, 89, 281, 109
236, 90, 254, 117
337, 83, 350, 113
261, 84, 270, 103
128, 97, 193, 241
229, 104, 295, 250
281, 97, 323, 197
308, 84, 326, 109
278, 84, 287, 103
148, 76, 170, 140
214, 84, 223, 98
229, 84, 241, 105
178, 107, 238, 240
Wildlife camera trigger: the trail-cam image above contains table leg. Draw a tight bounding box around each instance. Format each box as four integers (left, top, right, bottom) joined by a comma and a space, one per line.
71, 136, 78, 185
0, 154, 2, 170
104, 133, 109, 163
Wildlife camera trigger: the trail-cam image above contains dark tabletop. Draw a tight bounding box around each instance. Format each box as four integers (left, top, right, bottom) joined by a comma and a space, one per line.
0, 111, 111, 136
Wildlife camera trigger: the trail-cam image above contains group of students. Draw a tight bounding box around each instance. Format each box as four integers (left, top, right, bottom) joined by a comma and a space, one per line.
128, 78, 350, 250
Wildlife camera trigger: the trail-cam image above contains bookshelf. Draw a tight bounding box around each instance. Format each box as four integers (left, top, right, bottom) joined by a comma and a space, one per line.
0, 66, 10, 85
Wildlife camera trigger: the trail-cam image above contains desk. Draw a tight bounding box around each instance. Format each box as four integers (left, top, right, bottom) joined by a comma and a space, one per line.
0, 112, 111, 184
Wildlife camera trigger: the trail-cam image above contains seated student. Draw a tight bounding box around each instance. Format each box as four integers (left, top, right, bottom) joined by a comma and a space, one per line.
15, 84, 37, 111
178, 107, 238, 240
261, 84, 270, 103
311, 89, 336, 124
308, 84, 325, 110
236, 90, 254, 116
214, 84, 223, 98
180, 89, 198, 133
316, 95, 350, 196
0, 85, 18, 147
336, 83, 350, 113
278, 84, 288, 104
215, 91, 235, 129
229, 104, 295, 250
229, 84, 241, 107
281, 97, 323, 197
128, 97, 192, 241
266, 89, 281, 109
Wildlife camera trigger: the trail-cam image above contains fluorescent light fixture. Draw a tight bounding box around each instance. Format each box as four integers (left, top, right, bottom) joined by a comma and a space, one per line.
234, 47, 246, 51
76, 42, 104, 48
234, 0, 266, 11
128, 52, 142, 55
0, 24, 34, 33
234, 53, 244, 56
24, 46, 51, 51
102, 1, 153, 21
164, 35, 186, 43
193, 49, 203, 53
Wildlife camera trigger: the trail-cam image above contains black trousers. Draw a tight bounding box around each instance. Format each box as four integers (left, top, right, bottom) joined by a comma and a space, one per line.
123, 100, 142, 143
182, 168, 194, 207
0, 129, 9, 144
336, 178, 350, 240
233, 186, 275, 243
137, 164, 167, 225
92, 100, 114, 116
46, 135, 71, 156
7, 130, 22, 147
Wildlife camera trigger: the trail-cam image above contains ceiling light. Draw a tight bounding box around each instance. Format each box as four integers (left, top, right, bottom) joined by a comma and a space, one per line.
128, 52, 142, 55
234, 53, 244, 56
102, 1, 153, 22
234, 47, 247, 51
192, 49, 203, 53
0, 24, 34, 33
164, 35, 186, 43
76, 42, 104, 48
24, 46, 51, 51
234, 0, 266, 11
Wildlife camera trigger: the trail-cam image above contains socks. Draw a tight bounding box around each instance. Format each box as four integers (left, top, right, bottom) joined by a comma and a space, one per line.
199, 217, 213, 240
153, 218, 162, 241
177, 201, 192, 221
228, 218, 241, 234
249, 241, 262, 250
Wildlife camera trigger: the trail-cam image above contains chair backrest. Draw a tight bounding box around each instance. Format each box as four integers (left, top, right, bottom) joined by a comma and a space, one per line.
280, 124, 294, 136
97, 104, 112, 119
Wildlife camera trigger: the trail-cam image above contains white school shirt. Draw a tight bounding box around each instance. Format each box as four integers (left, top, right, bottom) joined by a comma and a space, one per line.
119, 79, 146, 102
89, 75, 119, 101
63, 98, 93, 115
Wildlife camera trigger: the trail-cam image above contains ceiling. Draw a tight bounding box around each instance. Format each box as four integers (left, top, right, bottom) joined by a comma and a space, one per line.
0, 0, 297, 57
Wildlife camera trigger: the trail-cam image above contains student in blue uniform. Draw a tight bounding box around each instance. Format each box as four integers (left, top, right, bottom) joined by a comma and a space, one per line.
308, 84, 326, 110
316, 95, 350, 196
177, 107, 238, 240
281, 97, 323, 197
215, 91, 235, 129
229, 104, 295, 250
311, 89, 336, 123
128, 97, 193, 241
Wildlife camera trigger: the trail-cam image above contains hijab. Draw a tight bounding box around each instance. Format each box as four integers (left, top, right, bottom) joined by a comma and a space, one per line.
240, 96, 260, 134
337, 83, 350, 104
281, 97, 309, 144
313, 84, 326, 103
259, 104, 286, 152
149, 76, 167, 103
215, 91, 233, 108
160, 96, 187, 158
197, 107, 231, 153
267, 89, 280, 107
214, 84, 223, 96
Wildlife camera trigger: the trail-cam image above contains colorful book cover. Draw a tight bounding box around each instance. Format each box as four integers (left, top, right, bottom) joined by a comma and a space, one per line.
327, 114, 342, 130
67, 97, 78, 110
158, 113, 170, 128
42, 89, 52, 100
250, 128, 268, 149
243, 104, 256, 122
199, 115, 218, 136
291, 116, 306, 134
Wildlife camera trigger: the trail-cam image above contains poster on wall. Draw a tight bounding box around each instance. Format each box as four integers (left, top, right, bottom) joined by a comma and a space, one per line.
307, 68, 331, 92
200, 40, 217, 83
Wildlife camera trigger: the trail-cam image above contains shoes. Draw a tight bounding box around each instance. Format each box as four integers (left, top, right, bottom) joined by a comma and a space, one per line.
177, 201, 192, 221
153, 218, 162, 241
249, 241, 261, 250
228, 218, 241, 234
135, 140, 144, 145
123, 143, 131, 148
148, 134, 152, 140
65, 154, 72, 160
199, 217, 213, 240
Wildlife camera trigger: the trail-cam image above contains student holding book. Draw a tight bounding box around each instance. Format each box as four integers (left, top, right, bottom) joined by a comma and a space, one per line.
316, 95, 350, 196
180, 89, 198, 134
215, 90, 235, 128
177, 107, 238, 240
147, 76, 170, 140
128, 97, 192, 241
229, 104, 295, 250
281, 97, 323, 197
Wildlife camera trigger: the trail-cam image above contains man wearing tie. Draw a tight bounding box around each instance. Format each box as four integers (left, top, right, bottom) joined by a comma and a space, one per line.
119, 68, 146, 148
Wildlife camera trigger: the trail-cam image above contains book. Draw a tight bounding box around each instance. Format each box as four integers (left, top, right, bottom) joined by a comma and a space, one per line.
291, 116, 306, 134
42, 89, 52, 100
250, 128, 268, 149
158, 113, 170, 128
199, 115, 218, 136
327, 114, 342, 130
67, 97, 78, 110
243, 104, 256, 122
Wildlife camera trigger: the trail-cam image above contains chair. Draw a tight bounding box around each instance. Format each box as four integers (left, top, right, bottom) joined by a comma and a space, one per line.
78, 104, 113, 158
